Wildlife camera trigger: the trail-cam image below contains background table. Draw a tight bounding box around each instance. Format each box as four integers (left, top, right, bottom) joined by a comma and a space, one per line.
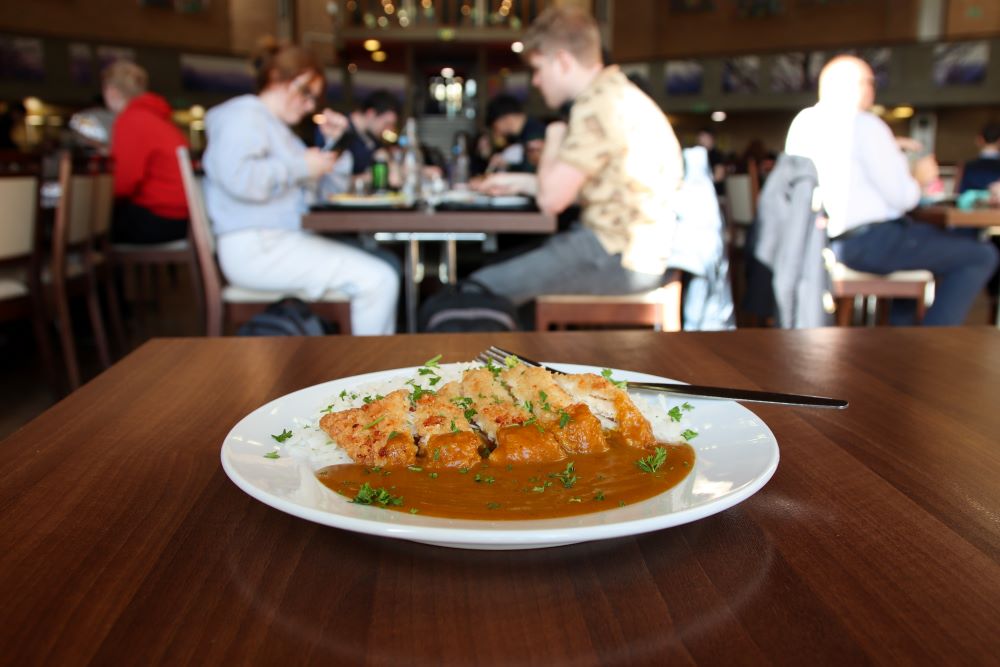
2, 329, 999, 664
304, 208, 556, 332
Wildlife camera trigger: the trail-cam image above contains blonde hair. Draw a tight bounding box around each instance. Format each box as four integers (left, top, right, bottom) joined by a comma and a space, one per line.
522, 7, 601, 67
251, 36, 323, 93
101, 61, 148, 100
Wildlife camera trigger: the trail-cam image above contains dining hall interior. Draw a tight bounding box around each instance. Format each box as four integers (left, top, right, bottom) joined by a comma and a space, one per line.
1, 2, 999, 664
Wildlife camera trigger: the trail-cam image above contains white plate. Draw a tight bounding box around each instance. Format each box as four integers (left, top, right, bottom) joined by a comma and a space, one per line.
325, 194, 406, 208
489, 195, 533, 208
221, 363, 779, 550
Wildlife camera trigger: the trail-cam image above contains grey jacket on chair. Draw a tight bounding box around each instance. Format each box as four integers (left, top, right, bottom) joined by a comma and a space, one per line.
746, 153, 833, 328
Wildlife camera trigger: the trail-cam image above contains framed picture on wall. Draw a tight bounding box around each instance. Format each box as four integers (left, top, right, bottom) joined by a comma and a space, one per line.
933, 41, 989, 86
723, 56, 760, 94
665, 60, 704, 96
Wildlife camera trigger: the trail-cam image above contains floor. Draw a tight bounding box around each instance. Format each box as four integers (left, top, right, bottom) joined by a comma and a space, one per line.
1, 263, 996, 441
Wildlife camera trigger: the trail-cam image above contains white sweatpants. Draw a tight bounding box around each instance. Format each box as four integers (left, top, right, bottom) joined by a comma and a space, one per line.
217, 228, 399, 335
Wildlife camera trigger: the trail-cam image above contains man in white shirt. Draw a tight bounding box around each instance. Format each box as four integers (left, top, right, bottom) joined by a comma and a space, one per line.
786, 55, 997, 325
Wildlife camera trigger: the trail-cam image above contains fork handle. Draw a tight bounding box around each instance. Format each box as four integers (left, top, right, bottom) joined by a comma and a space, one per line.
627, 381, 848, 409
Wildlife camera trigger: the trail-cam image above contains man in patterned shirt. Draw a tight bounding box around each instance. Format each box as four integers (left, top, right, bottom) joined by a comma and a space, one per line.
469, 6, 683, 306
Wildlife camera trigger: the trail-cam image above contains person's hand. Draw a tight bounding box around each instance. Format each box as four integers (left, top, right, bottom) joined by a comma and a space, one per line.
303, 147, 338, 179
896, 136, 923, 153
317, 109, 348, 142
473, 172, 538, 196
485, 153, 508, 174
912, 154, 939, 187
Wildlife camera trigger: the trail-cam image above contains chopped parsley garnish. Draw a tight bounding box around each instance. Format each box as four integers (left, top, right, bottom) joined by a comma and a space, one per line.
320, 404, 334, 414
594, 490, 606, 501
558, 409, 572, 429
636, 447, 668, 473
682, 402, 694, 412
406, 379, 434, 403
410, 508, 419, 514
424, 354, 442, 368
458, 467, 469, 474
350, 482, 403, 507
271, 429, 293, 443
407, 465, 423, 472
362, 394, 385, 405
433, 448, 441, 461
387, 430, 403, 440
263, 451, 280, 459
363, 415, 386, 429
450, 419, 458, 433
504, 355, 520, 369
339, 389, 348, 399
486, 502, 501, 510
531, 481, 553, 493
474, 473, 495, 484
549, 461, 577, 489
668, 406, 683, 423
601, 368, 628, 390
485, 359, 502, 378
523, 399, 534, 414
618, 500, 626, 508
523, 416, 544, 433
538, 391, 552, 412
428, 472, 439, 479
681, 429, 699, 441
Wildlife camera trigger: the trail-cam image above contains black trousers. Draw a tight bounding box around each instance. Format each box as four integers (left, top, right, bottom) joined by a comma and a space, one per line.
112, 200, 188, 244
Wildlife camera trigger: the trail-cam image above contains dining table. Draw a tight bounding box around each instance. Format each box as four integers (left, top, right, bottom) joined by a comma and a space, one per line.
303, 206, 556, 332
2, 327, 999, 664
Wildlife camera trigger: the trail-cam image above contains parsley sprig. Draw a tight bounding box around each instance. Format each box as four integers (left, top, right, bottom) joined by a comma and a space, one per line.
271, 429, 293, 443
549, 461, 577, 489
636, 447, 667, 473
350, 482, 404, 507
601, 368, 628, 390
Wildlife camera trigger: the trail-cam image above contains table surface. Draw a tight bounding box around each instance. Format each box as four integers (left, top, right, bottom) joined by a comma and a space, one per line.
915, 204, 1000, 228
2, 329, 999, 665
303, 207, 556, 234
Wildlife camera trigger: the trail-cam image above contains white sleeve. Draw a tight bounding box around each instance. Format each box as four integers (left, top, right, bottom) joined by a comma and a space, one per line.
856, 114, 921, 213
319, 151, 354, 197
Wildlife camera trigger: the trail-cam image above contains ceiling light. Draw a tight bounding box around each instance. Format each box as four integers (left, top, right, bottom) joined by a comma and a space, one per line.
372, 50, 388, 62
892, 106, 915, 119
377, 16, 389, 27
711, 110, 727, 122
441, 67, 455, 78
364, 39, 381, 51
511, 41, 523, 53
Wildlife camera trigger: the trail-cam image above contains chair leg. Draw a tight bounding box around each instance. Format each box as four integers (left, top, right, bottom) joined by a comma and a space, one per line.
103, 271, 128, 356
53, 285, 81, 391
835, 298, 853, 326
30, 300, 60, 396
85, 277, 111, 369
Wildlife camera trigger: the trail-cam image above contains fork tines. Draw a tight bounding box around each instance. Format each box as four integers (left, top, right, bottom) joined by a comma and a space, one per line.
476, 346, 563, 374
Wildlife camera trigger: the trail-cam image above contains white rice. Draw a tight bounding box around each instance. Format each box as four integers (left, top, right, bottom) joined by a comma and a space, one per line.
283, 362, 689, 470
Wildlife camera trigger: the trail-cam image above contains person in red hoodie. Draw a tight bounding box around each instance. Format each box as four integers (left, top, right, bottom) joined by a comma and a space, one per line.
103, 61, 189, 244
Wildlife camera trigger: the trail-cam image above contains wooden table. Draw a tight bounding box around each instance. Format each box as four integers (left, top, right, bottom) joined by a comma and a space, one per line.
304, 208, 556, 332
2, 329, 999, 664
914, 204, 1000, 230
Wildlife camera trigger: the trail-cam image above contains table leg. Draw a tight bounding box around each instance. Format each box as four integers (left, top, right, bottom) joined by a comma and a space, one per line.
443, 237, 458, 284
404, 238, 421, 333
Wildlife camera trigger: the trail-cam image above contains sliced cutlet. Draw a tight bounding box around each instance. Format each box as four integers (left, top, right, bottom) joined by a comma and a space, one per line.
554, 373, 655, 449
412, 380, 482, 468
319, 389, 416, 466
462, 367, 564, 464
500, 364, 608, 454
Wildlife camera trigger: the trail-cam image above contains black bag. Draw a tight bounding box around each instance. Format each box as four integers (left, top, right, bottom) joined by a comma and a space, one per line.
237, 297, 328, 336
418, 279, 521, 332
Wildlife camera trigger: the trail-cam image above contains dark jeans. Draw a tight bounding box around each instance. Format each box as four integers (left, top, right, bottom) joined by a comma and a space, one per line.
832, 217, 999, 326
469, 227, 670, 307
112, 200, 188, 245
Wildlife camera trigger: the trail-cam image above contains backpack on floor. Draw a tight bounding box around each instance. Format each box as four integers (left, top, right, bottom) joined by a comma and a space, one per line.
418, 279, 522, 333
238, 297, 328, 336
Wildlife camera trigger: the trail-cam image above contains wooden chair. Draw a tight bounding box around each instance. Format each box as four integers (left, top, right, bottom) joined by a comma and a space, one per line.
823, 248, 935, 326
535, 273, 683, 332
176, 147, 352, 336
0, 164, 57, 387
45, 152, 114, 390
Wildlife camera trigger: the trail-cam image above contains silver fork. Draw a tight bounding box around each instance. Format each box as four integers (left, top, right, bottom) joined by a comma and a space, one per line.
476, 345, 848, 409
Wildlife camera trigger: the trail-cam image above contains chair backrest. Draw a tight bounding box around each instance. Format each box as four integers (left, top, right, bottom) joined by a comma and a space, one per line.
51, 152, 103, 284
91, 168, 114, 238
0, 173, 39, 264
724, 174, 756, 225
176, 146, 223, 335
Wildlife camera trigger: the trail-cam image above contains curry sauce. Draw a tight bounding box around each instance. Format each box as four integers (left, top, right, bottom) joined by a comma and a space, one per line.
316, 436, 695, 520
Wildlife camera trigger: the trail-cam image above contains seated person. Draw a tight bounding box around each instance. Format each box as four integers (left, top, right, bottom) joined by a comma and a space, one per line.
467, 7, 683, 307
484, 94, 547, 173
958, 122, 1000, 193
786, 55, 998, 326
318, 89, 400, 191
202, 38, 399, 335
104, 61, 189, 244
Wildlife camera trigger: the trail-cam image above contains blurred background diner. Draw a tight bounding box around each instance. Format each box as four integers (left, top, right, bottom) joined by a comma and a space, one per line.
2, 0, 1000, 435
